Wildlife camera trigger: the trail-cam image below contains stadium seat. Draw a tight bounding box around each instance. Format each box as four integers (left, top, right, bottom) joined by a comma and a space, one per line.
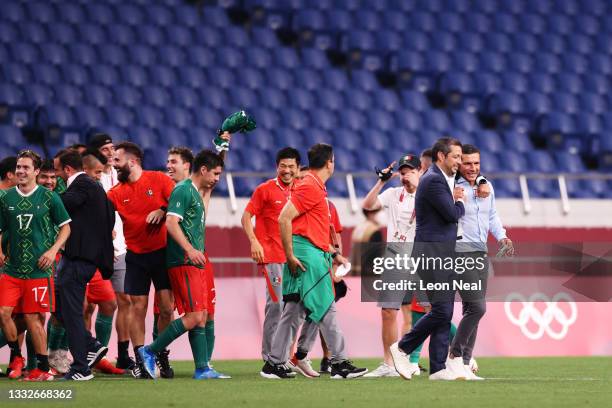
535, 53, 562, 74
294, 68, 322, 91
479, 52, 506, 74
529, 74, 555, 94
494, 177, 521, 198
86, 85, 113, 109
75, 106, 106, 128
104, 106, 135, 129
539, 34, 566, 55
250, 27, 278, 49
316, 89, 344, 111
367, 110, 394, 132
171, 86, 200, 110
451, 111, 481, 132
476, 130, 504, 154
0, 84, 25, 105
504, 151, 528, 173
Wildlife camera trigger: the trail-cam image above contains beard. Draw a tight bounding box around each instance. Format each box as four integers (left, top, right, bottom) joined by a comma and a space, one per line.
116, 164, 131, 183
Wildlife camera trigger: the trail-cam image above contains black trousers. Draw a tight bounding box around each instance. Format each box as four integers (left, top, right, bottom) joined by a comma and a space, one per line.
56, 257, 98, 373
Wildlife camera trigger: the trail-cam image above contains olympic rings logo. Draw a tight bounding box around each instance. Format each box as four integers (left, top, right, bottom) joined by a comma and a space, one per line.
504, 292, 578, 340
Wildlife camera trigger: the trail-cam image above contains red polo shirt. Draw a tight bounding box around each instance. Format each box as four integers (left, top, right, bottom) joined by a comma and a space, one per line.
245, 177, 292, 263
107, 171, 174, 254
290, 172, 331, 252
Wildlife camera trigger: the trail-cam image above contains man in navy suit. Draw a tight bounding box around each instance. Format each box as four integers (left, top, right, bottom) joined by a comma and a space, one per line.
390, 137, 466, 381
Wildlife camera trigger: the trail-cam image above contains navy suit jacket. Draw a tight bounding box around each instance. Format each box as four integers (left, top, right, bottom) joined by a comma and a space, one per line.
414, 164, 465, 243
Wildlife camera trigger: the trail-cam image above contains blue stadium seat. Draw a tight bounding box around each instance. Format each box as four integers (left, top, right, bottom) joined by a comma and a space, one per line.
453, 53, 479, 73
393, 50, 425, 73
375, 31, 402, 52
250, 27, 278, 49
528, 179, 557, 198
177, 66, 207, 89
509, 52, 533, 73
475, 73, 502, 95
165, 26, 192, 48
562, 54, 588, 75
88, 64, 119, 87
575, 113, 603, 134
45, 105, 76, 128
322, 69, 349, 91
382, 10, 408, 31
487, 92, 524, 115
78, 23, 109, 46
104, 106, 134, 129
294, 68, 322, 92
553, 93, 579, 114
128, 44, 156, 66
333, 147, 355, 172
291, 89, 314, 110
24, 84, 51, 106
26, 2, 56, 24
0, 22, 18, 43
147, 4, 174, 26
504, 151, 528, 172
501, 73, 529, 93
49, 22, 77, 45
410, 11, 436, 32
520, 14, 546, 35
158, 45, 186, 68
225, 27, 250, 48
284, 108, 310, 131
440, 72, 475, 95
53, 85, 83, 108
548, 14, 573, 35
86, 85, 113, 109
422, 111, 451, 132
207, 67, 236, 89
539, 34, 566, 54
556, 152, 585, 174
294, 9, 326, 31
400, 90, 429, 112
0, 84, 25, 105
120, 65, 149, 87
193, 25, 222, 48
204, 86, 229, 111
10, 42, 40, 65
87, 3, 115, 25
201, 7, 231, 29
367, 109, 394, 132
3, 63, 32, 86
524, 92, 552, 115
539, 112, 576, 135
529, 73, 555, 94
316, 89, 344, 112
310, 108, 335, 131
60, 64, 90, 87
171, 86, 200, 110
2, 2, 25, 23
425, 51, 451, 72
438, 12, 463, 32
343, 88, 371, 112
0, 125, 28, 149
457, 32, 484, 53
464, 12, 490, 33
187, 46, 215, 68
568, 34, 593, 54
402, 31, 429, 52
148, 65, 178, 88
166, 107, 194, 131
374, 90, 401, 113
485, 33, 512, 53
590, 55, 612, 75
476, 130, 503, 154
451, 111, 481, 132
431, 32, 457, 52
579, 94, 607, 115
535, 53, 561, 74
479, 52, 506, 73
68, 43, 97, 66
142, 86, 171, 109
364, 129, 390, 152
105, 24, 134, 46
137, 106, 165, 129
98, 44, 127, 67
116, 4, 145, 26
493, 178, 521, 198
75, 106, 106, 128
342, 108, 366, 131
481, 152, 502, 173
260, 88, 288, 111
395, 109, 423, 132
113, 85, 143, 109
159, 125, 189, 148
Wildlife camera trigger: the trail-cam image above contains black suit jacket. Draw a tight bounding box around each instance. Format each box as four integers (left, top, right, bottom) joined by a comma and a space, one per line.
61, 173, 115, 279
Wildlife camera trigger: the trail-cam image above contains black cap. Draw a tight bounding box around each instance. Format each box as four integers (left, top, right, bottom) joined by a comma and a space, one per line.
398, 153, 420, 170
88, 133, 113, 151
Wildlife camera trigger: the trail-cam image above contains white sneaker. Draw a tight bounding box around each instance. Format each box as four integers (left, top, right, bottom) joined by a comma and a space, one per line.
288, 357, 320, 378
464, 365, 484, 380
363, 362, 400, 378
429, 368, 463, 381
389, 343, 412, 380
408, 362, 421, 376
445, 356, 467, 380
468, 357, 479, 373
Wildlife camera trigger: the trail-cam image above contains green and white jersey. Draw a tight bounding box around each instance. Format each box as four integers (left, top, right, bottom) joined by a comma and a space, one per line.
166, 179, 205, 269
0, 185, 71, 279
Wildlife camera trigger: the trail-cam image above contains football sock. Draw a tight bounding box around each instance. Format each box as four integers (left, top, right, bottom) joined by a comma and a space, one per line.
204, 320, 215, 362
152, 313, 159, 341
8, 340, 21, 360
36, 354, 49, 372
449, 322, 457, 342
149, 319, 186, 354
188, 326, 208, 370
295, 350, 308, 360
95, 314, 113, 347
26, 332, 37, 370
118, 340, 130, 361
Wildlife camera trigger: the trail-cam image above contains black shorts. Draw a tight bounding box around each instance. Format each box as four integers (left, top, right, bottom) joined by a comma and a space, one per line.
124, 248, 171, 296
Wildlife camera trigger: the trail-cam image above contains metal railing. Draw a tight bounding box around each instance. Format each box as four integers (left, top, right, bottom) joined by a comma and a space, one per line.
224, 171, 612, 215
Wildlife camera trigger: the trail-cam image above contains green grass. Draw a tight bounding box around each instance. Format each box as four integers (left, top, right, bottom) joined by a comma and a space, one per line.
1, 357, 611, 408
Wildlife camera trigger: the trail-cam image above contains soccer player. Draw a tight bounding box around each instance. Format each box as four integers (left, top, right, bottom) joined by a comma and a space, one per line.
107, 142, 175, 378
88, 134, 135, 372
448, 144, 513, 380
241, 147, 301, 364
0, 150, 71, 381
0, 156, 17, 190
139, 150, 226, 379
261, 143, 367, 379
36, 160, 57, 191
80, 151, 123, 375
361, 154, 421, 377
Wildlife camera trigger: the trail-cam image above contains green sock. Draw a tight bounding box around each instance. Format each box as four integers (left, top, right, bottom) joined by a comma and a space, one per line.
409, 311, 425, 363
152, 313, 159, 341
149, 319, 186, 353
26, 332, 37, 370
189, 326, 208, 370
47, 323, 65, 351
95, 314, 114, 347
449, 322, 457, 342
204, 320, 215, 362
59, 330, 69, 351
0, 328, 7, 348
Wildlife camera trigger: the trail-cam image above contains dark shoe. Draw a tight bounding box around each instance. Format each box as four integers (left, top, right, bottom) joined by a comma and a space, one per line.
133, 349, 153, 379
259, 362, 295, 379
137, 346, 157, 379
116, 355, 136, 371
319, 357, 331, 374
156, 349, 174, 379
87, 342, 108, 368
60, 369, 94, 381
331, 360, 368, 379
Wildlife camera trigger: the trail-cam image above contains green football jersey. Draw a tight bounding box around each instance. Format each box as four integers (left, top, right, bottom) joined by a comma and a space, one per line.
166, 179, 205, 269
0, 185, 71, 279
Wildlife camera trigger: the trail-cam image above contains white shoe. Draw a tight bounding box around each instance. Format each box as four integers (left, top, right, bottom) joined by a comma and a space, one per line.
363, 362, 400, 378
389, 343, 412, 380
429, 368, 463, 381
445, 356, 467, 380
408, 362, 421, 376
468, 357, 479, 373
464, 365, 484, 380
288, 357, 320, 378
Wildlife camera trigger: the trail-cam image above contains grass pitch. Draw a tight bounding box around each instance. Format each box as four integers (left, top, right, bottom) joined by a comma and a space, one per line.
1, 357, 610, 408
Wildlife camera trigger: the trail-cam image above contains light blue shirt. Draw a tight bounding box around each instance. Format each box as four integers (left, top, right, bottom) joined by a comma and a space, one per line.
455, 176, 506, 252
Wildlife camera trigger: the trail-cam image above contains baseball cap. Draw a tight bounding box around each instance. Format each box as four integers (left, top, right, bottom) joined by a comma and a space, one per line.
398, 153, 420, 170
88, 133, 113, 151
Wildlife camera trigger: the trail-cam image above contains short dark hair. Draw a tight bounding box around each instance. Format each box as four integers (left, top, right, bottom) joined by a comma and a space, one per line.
40, 159, 55, 173
462, 144, 480, 155
70, 143, 87, 151
168, 146, 194, 169
82, 148, 108, 166
193, 149, 224, 173
275, 147, 301, 166
0, 156, 17, 180
307, 143, 333, 169
420, 148, 432, 159
432, 137, 462, 162
59, 150, 83, 171
300, 165, 309, 172
54, 148, 70, 159
115, 141, 143, 164
17, 150, 42, 170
